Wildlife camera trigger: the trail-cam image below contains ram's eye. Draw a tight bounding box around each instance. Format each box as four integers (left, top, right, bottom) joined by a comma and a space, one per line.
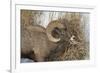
51, 27, 61, 39
60, 28, 66, 35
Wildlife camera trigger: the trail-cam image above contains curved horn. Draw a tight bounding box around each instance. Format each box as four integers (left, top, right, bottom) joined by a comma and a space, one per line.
46, 20, 65, 42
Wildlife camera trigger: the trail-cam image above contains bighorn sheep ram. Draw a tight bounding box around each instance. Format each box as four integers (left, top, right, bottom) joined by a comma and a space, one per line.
21, 19, 87, 62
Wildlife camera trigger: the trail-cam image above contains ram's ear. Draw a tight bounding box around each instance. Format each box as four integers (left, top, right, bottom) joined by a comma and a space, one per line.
46, 20, 65, 42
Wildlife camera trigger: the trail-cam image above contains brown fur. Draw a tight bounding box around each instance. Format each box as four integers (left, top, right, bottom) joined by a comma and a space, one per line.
21, 25, 58, 62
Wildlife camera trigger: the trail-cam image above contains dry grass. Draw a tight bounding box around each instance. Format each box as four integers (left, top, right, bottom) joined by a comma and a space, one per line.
45, 13, 89, 61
